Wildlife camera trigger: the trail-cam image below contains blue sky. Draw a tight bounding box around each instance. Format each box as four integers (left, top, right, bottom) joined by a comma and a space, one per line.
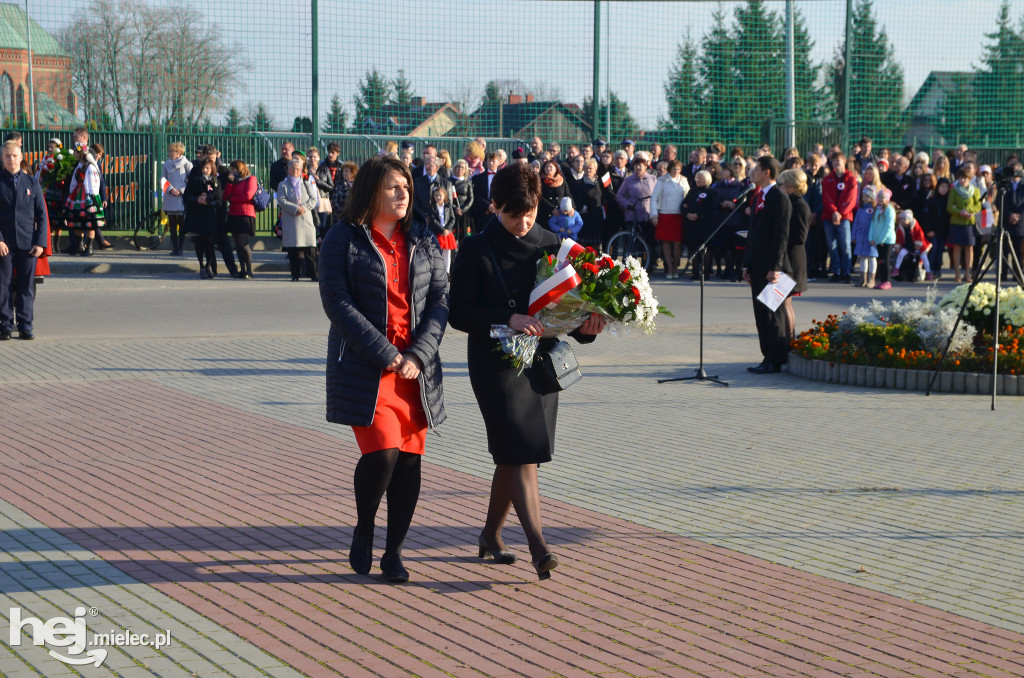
32, 0, 1013, 130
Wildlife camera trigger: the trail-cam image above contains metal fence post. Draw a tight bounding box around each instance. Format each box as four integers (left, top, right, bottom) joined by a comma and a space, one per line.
592, 0, 600, 141
784, 0, 795, 149
843, 0, 853, 150
311, 0, 320, 147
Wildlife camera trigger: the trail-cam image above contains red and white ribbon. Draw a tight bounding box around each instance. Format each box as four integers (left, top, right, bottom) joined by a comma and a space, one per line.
529, 261, 582, 315
556, 238, 585, 262
159, 177, 171, 194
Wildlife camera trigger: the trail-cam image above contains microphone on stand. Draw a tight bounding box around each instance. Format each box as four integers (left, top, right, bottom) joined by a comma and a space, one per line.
732, 182, 757, 205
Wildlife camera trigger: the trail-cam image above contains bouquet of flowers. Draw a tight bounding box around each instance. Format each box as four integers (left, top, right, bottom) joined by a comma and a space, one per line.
37, 143, 76, 195
491, 238, 672, 371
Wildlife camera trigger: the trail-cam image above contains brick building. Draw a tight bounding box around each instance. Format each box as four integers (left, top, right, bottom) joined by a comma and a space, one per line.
0, 2, 76, 128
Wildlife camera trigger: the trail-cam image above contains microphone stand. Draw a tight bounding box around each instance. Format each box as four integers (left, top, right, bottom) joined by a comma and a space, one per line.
659, 186, 755, 386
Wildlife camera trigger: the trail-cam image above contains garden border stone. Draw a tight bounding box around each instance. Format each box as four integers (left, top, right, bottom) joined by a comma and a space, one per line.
786, 354, 1021, 395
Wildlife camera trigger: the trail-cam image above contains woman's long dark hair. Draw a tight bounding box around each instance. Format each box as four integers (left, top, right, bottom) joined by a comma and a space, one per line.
340, 156, 414, 230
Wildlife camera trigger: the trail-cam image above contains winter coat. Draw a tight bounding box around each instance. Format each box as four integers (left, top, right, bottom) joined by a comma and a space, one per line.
680, 184, 718, 244
538, 178, 569, 228
921, 190, 951, 241
870, 203, 896, 245
182, 173, 222, 238
276, 178, 318, 248
547, 210, 583, 240
426, 203, 456, 237
788, 194, 811, 294
567, 176, 603, 245
161, 156, 192, 213
651, 174, 689, 218
616, 173, 657, 222
851, 206, 877, 258
947, 184, 982, 226
319, 221, 448, 428
896, 219, 931, 253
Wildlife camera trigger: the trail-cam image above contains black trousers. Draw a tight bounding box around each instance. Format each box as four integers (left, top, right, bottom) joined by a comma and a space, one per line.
0, 248, 38, 331
750, 274, 790, 366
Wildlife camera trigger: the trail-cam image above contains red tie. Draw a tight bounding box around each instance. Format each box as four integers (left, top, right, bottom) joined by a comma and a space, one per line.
754, 187, 765, 213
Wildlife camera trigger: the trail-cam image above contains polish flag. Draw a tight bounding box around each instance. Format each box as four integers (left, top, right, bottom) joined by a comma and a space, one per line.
159, 177, 171, 194
600, 173, 611, 188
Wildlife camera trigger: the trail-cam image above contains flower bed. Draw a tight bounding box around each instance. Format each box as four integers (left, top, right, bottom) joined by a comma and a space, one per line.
789, 285, 1024, 393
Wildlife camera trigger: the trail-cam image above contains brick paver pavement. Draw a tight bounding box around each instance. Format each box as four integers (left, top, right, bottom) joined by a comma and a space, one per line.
3, 274, 1024, 676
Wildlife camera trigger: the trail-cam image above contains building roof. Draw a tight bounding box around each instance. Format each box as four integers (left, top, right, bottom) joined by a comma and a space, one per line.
34, 89, 76, 127
358, 101, 458, 135
469, 101, 592, 138
0, 3, 66, 57
905, 71, 975, 118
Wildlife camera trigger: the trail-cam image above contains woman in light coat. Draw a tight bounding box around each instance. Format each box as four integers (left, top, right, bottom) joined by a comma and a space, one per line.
277, 158, 319, 281
650, 160, 689, 278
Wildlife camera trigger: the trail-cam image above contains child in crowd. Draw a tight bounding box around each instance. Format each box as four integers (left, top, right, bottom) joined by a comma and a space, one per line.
426, 185, 456, 272
64, 142, 104, 256
894, 210, 933, 281
88, 143, 113, 249
851, 186, 877, 288
869, 188, 896, 290
548, 197, 583, 241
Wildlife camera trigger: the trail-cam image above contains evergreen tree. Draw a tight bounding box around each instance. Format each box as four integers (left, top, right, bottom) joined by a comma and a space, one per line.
248, 103, 273, 132
482, 81, 502, 105
971, 1, 1024, 145
352, 68, 392, 131
827, 0, 906, 144
391, 69, 416, 105
292, 116, 313, 133
223, 107, 243, 133
322, 94, 348, 134
582, 92, 639, 143
731, 0, 785, 146
792, 8, 825, 122
660, 38, 710, 145
937, 75, 979, 146
699, 10, 734, 142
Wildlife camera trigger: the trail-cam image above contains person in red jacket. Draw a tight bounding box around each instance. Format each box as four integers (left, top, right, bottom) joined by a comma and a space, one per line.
222, 160, 258, 279
894, 210, 933, 281
820, 151, 859, 283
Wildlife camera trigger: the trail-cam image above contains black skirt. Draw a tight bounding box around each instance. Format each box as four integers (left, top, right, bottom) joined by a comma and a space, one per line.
228, 215, 256, 236
468, 334, 559, 465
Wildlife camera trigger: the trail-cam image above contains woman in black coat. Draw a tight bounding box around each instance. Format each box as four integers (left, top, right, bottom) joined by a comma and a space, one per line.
182, 157, 223, 279
538, 160, 570, 230
680, 170, 718, 279
567, 156, 604, 248
449, 160, 475, 241
449, 163, 605, 580
319, 156, 448, 583
778, 168, 812, 342
922, 176, 951, 278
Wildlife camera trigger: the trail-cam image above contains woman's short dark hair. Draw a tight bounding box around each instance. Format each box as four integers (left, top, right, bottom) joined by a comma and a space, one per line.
667, 159, 682, 172
490, 163, 541, 217
540, 159, 563, 177
339, 156, 413, 230
327, 142, 340, 153
229, 160, 250, 178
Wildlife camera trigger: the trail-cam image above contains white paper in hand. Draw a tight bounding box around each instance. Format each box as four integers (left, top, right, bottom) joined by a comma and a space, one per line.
756, 272, 797, 312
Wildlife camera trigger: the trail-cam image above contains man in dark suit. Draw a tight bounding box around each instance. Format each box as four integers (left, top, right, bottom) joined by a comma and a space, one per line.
743, 155, 793, 373
268, 142, 293, 191
0, 141, 49, 340
682, 147, 706, 185
412, 155, 451, 227
1001, 161, 1024, 278
470, 152, 501, 227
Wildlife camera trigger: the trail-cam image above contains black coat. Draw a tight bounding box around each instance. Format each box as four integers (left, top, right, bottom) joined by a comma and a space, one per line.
1002, 180, 1024, 238
425, 203, 456, 237
0, 170, 48, 250
745, 185, 793, 275
268, 158, 289, 192
448, 219, 594, 465
681, 185, 718, 245
538, 179, 569, 229
922, 191, 951, 240
788, 194, 811, 294
568, 176, 604, 245
470, 171, 493, 227
319, 222, 449, 428
713, 179, 748, 238
183, 173, 222, 238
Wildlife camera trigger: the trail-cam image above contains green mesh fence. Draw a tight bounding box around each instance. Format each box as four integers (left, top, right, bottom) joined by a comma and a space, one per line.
2, 0, 1024, 227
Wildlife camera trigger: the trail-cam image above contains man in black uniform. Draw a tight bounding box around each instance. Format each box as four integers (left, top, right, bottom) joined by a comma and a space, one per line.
743, 155, 793, 373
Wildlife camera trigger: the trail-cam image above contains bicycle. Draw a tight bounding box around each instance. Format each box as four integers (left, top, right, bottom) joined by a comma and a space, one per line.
133, 211, 169, 251
606, 195, 653, 271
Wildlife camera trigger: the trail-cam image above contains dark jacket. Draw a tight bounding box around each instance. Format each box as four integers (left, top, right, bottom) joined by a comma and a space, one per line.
448, 219, 594, 464
538, 178, 569, 228
745, 184, 793, 274
450, 176, 474, 214
182, 173, 222, 238
0, 170, 48, 250
319, 221, 448, 428
922, 189, 952, 240
1002, 179, 1024, 238
268, 158, 290, 191
470, 171, 493, 226
681, 184, 718, 244
425, 203, 456, 237
788, 194, 811, 294
568, 175, 603, 245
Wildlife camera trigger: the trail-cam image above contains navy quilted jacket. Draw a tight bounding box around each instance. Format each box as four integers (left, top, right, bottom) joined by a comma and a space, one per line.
319, 221, 448, 428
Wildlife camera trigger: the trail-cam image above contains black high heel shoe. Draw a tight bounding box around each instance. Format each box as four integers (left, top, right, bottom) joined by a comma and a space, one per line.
532, 553, 559, 580
477, 536, 516, 564
380, 551, 409, 583
349, 530, 373, 575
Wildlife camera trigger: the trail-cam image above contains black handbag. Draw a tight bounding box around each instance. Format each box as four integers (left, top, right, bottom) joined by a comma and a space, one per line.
484, 239, 582, 393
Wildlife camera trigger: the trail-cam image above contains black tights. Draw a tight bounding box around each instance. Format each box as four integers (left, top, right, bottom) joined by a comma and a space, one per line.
234, 232, 252, 275
287, 247, 318, 280
876, 243, 892, 283
482, 464, 549, 562
353, 448, 421, 555
194, 236, 217, 272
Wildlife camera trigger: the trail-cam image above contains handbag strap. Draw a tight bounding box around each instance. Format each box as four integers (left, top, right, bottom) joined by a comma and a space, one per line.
482, 238, 517, 309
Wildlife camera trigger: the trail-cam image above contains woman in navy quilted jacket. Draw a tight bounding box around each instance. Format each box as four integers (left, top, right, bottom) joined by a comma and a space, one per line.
318, 155, 449, 583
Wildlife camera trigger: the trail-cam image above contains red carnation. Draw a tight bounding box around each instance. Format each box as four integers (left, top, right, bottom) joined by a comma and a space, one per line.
586, 246, 597, 255
619, 269, 632, 283
631, 286, 641, 302
583, 262, 600, 275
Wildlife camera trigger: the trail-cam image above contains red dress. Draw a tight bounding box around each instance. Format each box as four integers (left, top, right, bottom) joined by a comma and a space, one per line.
351, 228, 428, 455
